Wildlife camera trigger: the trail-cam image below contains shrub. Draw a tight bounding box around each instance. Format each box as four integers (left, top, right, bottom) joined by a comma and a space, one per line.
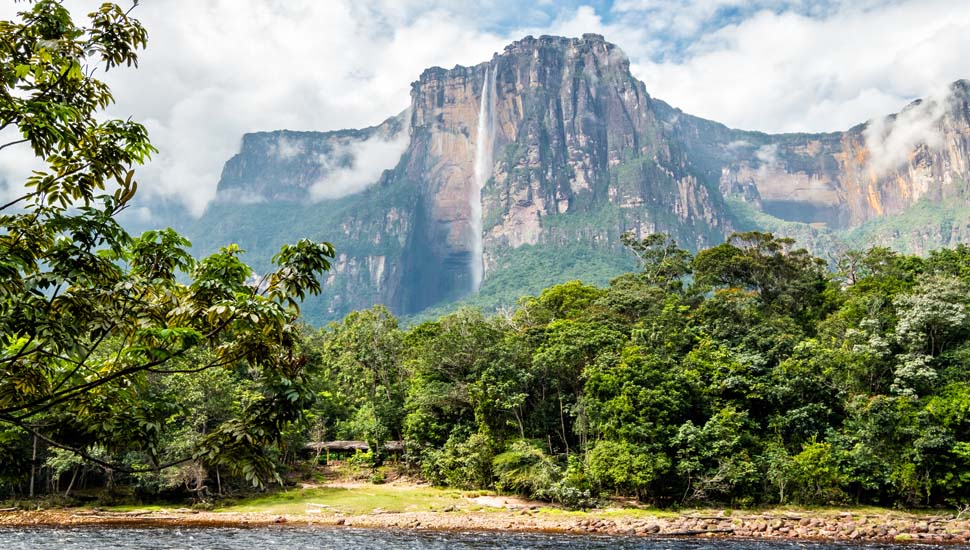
493, 439, 559, 497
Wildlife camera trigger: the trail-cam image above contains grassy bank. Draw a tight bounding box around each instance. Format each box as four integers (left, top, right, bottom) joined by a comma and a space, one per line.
220, 485, 471, 515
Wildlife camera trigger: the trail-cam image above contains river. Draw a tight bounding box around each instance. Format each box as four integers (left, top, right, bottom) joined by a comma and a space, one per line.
0, 526, 935, 549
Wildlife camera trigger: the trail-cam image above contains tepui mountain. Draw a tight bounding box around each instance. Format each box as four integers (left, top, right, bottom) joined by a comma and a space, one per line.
165, 34, 970, 324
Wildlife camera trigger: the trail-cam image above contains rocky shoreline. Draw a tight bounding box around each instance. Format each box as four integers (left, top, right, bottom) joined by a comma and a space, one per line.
2, 507, 969, 545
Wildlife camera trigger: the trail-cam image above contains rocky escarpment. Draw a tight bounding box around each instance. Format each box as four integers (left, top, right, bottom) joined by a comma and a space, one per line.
176, 35, 970, 324
396, 34, 732, 313
658, 80, 970, 232
188, 112, 414, 322
481, 36, 728, 271
216, 113, 407, 203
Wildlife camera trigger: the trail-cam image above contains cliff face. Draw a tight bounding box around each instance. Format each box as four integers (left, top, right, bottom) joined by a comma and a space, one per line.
480, 36, 727, 267
216, 114, 407, 203
396, 34, 730, 313
193, 113, 414, 322
180, 35, 970, 324
659, 80, 970, 232
835, 83, 970, 227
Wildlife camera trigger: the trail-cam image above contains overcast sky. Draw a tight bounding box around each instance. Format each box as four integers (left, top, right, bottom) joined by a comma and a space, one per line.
3, 0, 969, 216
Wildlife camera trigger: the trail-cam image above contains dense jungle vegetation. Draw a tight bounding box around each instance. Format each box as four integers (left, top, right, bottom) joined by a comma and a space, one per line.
6, 226, 970, 510
1, 1, 968, 512
292, 232, 970, 510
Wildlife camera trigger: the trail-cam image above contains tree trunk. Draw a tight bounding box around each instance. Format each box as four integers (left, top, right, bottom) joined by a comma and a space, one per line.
29, 434, 37, 498
64, 466, 79, 498
558, 393, 570, 454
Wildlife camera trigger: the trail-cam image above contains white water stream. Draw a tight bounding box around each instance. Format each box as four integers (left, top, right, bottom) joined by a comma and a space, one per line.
470, 66, 496, 292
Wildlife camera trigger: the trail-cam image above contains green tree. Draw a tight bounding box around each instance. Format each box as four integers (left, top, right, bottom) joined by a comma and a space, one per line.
692, 232, 829, 323
673, 407, 758, 504
468, 329, 533, 439
790, 439, 847, 504
317, 306, 405, 455
403, 309, 501, 449
620, 232, 692, 290
889, 275, 970, 396
584, 346, 689, 447
514, 280, 605, 326
532, 319, 624, 453
587, 439, 669, 500
492, 439, 559, 498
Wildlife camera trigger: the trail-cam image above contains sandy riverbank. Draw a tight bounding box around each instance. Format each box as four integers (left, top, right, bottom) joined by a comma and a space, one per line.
2, 504, 969, 545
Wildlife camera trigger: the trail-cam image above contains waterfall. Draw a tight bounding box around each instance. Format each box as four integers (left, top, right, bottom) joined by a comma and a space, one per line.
470, 66, 495, 292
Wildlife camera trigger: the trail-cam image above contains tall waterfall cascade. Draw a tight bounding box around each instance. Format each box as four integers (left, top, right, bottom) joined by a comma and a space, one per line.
470, 66, 496, 292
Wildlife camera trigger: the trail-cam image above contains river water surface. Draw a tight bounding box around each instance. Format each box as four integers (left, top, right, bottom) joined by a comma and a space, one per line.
0, 526, 939, 549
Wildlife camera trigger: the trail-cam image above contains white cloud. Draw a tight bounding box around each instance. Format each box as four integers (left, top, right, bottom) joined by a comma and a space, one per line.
726, 140, 753, 151
631, 0, 970, 133
309, 132, 410, 201
864, 86, 952, 177
220, 190, 268, 205
613, 0, 755, 38
755, 144, 779, 166
273, 137, 305, 161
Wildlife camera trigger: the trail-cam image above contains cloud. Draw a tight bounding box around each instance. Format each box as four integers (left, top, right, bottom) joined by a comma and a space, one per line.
309, 132, 410, 201
630, 0, 970, 133
273, 137, 305, 161
753, 144, 782, 181
610, 0, 852, 40
118, 205, 154, 224
864, 86, 952, 176
220, 190, 269, 205
726, 140, 753, 151
755, 144, 779, 166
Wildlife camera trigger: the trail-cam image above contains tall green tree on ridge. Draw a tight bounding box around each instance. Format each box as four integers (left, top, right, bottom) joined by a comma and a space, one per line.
0, 1, 334, 486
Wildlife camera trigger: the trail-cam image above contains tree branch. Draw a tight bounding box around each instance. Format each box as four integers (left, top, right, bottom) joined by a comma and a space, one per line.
5, 345, 249, 420
0, 189, 41, 211
0, 138, 29, 153
0, 413, 192, 473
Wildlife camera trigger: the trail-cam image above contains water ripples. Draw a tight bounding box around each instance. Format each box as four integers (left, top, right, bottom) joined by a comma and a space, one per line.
0, 526, 931, 549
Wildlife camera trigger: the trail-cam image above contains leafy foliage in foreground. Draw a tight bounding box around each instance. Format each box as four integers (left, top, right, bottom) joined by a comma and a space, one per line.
0, 1, 333, 497
312, 232, 970, 509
